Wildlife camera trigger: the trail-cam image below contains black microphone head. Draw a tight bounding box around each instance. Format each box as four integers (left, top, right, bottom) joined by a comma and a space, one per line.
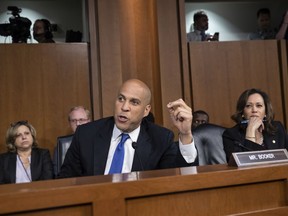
132, 142, 137, 149
234, 141, 253, 151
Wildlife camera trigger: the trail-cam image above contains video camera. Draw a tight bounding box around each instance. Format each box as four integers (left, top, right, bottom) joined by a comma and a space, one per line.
0, 6, 32, 43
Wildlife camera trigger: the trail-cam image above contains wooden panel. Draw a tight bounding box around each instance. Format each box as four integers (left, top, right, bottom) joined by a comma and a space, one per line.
0, 44, 91, 155
87, 0, 187, 132
127, 181, 286, 215
0, 164, 288, 215
156, 0, 189, 132
95, 0, 160, 118
7, 204, 92, 216
278, 40, 288, 129
188, 40, 284, 127
231, 206, 288, 216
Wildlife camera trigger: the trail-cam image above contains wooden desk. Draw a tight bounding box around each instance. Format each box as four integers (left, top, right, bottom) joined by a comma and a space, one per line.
0, 164, 288, 215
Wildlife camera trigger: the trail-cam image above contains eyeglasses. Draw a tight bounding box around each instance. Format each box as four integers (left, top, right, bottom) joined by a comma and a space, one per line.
69, 118, 89, 124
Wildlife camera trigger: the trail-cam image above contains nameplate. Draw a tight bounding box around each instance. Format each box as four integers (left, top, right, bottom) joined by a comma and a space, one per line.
228, 149, 288, 167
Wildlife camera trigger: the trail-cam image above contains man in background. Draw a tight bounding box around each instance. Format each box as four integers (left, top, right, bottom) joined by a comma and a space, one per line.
53, 106, 91, 176
187, 11, 218, 42
192, 110, 209, 130
33, 19, 55, 43
249, 8, 276, 40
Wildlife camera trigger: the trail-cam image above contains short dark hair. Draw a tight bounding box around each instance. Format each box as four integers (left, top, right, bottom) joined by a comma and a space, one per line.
231, 88, 276, 134
193, 11, 207, 22
35, 19, 53, 39
257, 8, 271, 18
193, 110, 209, 121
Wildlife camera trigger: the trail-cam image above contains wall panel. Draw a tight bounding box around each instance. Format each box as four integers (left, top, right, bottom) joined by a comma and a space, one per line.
188, 40, 286, 128
88, 0, 188, 134
0, 44, 91, 154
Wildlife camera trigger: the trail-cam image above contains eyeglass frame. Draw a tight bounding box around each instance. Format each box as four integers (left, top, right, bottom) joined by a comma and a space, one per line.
69, 118, 89, 124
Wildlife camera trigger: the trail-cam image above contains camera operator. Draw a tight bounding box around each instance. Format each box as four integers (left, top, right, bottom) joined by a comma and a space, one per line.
33, 19, 55, 43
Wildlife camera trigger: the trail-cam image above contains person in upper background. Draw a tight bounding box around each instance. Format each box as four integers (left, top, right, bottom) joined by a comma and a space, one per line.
249, 8, 277, 40
222, 88, 288, 162
53, 106, 91, 176
276, 10, 288, 40
192, 110, 209, 130
58, 79, 198, 178
187, 10, 218, 42
0, 121, 53, 184
33, 19, 55, 43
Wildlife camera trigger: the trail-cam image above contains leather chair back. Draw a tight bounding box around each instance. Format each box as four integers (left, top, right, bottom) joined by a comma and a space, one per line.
55, 135, 73, 175
193, 123, 227, 165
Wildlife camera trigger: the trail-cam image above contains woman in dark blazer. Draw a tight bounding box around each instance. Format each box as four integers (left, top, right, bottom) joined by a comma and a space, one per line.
223, 88, 288, 162
0, 121, 53, 184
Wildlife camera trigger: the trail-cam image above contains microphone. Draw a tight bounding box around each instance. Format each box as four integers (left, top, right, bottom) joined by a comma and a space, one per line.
234, 140, 253, 151
132, 142, 144, 171
223, 134, 253, 151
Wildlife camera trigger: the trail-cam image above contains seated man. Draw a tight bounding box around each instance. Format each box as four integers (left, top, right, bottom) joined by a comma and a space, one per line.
58, 79, 198, 178
192, 110, 209, 130
249, 8, 276, 40
53, 106, 91, 176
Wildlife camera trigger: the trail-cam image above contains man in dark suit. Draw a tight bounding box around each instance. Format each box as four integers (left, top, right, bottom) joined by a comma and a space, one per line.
58, 79, 197, 178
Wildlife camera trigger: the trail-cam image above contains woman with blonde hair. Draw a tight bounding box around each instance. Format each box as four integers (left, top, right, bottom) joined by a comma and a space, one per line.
0, 121, 53, 184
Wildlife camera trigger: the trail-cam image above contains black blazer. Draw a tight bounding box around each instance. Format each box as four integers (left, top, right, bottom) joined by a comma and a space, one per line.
58, 117, 197, 178
0, 148, 53, 184
223, 121, 288, 162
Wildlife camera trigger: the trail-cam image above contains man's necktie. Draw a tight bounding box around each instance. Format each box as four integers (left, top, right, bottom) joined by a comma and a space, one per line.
201, 31, 206, 41
109, 133, 130, 174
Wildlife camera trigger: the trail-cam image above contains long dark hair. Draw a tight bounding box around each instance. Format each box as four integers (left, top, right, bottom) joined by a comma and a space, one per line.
231, 88, 277, 134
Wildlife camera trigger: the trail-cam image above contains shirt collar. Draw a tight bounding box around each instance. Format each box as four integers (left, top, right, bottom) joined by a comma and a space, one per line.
112, 124, 141, 142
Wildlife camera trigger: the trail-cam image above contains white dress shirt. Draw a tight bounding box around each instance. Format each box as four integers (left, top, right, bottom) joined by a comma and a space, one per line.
16, 155, 32, 183
104, 125, 197, 174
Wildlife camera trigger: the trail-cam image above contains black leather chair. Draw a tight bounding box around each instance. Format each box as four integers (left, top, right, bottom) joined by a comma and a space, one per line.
193, 123, 227, 165
53, 135, 73, 176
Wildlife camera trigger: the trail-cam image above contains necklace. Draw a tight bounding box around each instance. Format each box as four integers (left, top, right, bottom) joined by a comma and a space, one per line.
17, 154, 32, 182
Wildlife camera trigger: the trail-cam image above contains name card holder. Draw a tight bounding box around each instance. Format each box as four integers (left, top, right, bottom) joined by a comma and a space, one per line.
228, 149, 288, 167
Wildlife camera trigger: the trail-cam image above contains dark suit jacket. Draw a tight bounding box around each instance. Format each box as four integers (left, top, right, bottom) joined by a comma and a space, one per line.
0, 148, 54, 184
223, 121, 288, 162
58, 117, 197, 178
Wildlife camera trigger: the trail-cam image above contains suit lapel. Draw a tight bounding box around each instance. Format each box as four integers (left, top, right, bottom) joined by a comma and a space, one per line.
9, 153, 17, 183
131, 124, 151, 171
93, 118, 114, 175
30, 149, 38, 181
